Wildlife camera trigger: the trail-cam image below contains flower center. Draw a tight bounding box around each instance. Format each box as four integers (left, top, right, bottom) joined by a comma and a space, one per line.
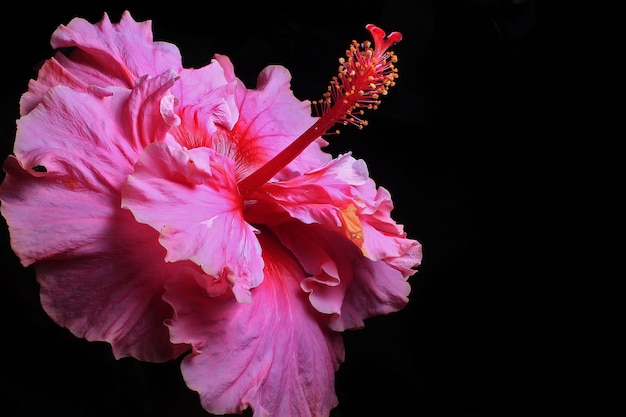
236, 24, 402, 198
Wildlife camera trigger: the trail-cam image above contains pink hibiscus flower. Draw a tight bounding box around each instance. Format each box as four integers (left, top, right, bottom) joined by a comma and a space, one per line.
0, 11, 422, 417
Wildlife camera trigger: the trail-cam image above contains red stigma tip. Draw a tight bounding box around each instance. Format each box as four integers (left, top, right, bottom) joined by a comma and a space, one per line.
365, 24, 403, 55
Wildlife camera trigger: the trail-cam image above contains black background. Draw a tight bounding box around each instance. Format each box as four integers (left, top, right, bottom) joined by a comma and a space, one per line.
1, 1, 537, 416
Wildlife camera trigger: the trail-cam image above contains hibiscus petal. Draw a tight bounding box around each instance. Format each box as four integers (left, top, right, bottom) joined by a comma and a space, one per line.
33, 221, 193, 363
12, 86, 130, 196
273, 222, 412, 331
13, 73, 177, 196
174, 66, 239, 136
212, 54, 331, 181
1, 156, 119, 265
121, 142, 264, 303
125, 70, 180, 149
1, 59, 190, 361
330, 250, 412, 332
258, 153, 422, 271
168, 65, 240, 149
50, 11, 183, 89
19, 58, 113, 116
176, 62, 239, 129
0, 157, 189, 362
164, 231, 344, 417
256, 154, 363, 228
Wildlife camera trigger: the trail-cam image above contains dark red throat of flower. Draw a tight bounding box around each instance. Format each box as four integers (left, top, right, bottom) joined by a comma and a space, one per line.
237, 24, 402, 198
